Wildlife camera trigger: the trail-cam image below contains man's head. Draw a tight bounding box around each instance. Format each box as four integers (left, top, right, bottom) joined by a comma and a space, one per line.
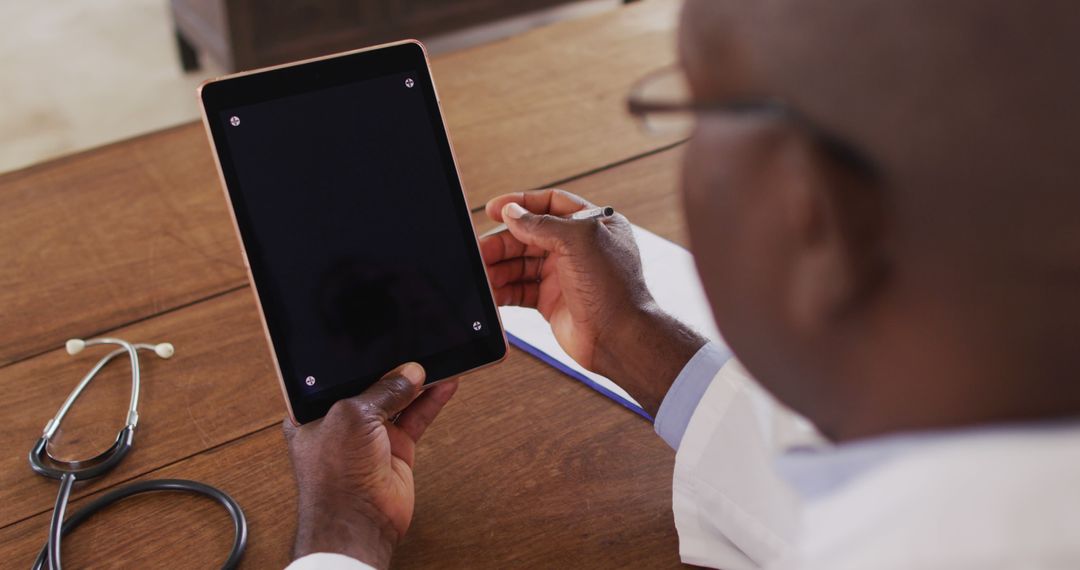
678, 0, 1080, 440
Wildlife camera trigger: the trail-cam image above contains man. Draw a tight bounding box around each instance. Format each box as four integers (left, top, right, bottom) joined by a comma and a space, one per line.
286, 0, 1080, 567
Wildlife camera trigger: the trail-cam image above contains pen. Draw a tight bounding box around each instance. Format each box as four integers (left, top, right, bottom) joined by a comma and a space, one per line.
568, 205, 616, 220
480, 205, 615, 239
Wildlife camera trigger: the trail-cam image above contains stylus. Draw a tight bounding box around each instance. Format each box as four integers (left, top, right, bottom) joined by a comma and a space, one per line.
568, 205, 616, 220
480, 206, 615, 239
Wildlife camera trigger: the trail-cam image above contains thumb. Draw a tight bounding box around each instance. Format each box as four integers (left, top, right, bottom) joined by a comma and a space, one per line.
355, 362, 426, 422
502, 202, 580, 253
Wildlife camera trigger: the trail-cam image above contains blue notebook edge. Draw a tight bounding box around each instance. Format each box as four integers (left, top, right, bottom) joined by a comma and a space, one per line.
505, 331, 654, 422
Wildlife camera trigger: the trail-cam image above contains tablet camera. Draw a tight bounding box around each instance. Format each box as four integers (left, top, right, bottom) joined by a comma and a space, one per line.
404, 78, 415, 89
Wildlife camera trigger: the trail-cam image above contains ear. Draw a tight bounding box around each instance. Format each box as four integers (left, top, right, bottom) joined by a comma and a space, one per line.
779, 134, 886, 331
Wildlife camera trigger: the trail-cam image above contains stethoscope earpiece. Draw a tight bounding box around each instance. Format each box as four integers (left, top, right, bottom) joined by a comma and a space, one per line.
64, 339, 85, 355
65, 338, 174, 359
154, 342, 175, 359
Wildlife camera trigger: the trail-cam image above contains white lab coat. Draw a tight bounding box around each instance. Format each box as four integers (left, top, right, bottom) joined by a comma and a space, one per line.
671, 358, 821, 569
674, 358, 1080, 570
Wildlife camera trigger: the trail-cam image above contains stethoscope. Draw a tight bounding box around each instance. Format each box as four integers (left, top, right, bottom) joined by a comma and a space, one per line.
29, 337, 248, 570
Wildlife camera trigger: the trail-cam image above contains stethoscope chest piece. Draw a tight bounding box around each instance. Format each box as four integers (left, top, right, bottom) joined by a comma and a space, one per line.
30, 337, 155, 482
29, 426, 134, 482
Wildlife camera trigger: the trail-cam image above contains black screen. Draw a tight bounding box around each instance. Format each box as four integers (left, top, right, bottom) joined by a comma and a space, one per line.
202, 43, 504, 422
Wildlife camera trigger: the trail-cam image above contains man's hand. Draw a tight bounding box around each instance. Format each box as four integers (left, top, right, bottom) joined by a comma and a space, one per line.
483, 189, 652, 369
482, 189, 707, 415
284, 363, 458, 569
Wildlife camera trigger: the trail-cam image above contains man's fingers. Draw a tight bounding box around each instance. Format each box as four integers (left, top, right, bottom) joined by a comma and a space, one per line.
282, 417, 298, 442
336, 362, 426, 424
487, 257, 545, 288
483, 189, 598, 258
501, 203, 585, 253
493, 281, 541, 308
485, 189, 594, 222
395, 379, 460, 443
479, 230, 548, 265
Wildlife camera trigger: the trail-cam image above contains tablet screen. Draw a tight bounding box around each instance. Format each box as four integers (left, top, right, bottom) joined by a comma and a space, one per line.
201, 42, 505, 422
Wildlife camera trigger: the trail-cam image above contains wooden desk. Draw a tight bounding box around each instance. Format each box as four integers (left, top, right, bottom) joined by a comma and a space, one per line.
0, 1, 691, 567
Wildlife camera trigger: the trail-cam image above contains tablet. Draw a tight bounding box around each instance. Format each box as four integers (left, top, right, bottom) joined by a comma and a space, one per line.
199, 40, 507, 424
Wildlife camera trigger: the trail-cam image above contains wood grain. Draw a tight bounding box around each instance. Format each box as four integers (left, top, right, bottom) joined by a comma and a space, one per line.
1, 352, 683, 569
0, 124, 248, 368
0, 144, 685, 528
474, 144, 687, 246
0, 145, 691, 567
431, 0, 683, 202
0, 0, 681, 367
541, 145, 687, 245
0, 288, 280, 529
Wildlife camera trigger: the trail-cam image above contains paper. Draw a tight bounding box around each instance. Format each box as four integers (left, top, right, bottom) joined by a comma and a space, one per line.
499, 224, 725, 419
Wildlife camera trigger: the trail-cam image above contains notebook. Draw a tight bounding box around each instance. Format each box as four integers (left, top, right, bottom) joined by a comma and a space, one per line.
499, 224, 725, 420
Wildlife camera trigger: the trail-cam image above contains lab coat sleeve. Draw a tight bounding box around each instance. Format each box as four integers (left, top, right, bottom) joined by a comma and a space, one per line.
285, 552, 376, 570
655, 342, 734, 450
672, 358, 823, 569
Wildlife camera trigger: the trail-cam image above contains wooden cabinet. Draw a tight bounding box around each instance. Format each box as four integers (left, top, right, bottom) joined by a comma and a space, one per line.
172, 0, 585, 72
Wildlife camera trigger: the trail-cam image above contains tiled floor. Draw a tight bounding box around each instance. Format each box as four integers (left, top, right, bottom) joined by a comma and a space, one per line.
1, 0, 619, 174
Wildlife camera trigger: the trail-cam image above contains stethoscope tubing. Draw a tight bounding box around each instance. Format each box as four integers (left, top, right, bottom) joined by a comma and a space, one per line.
46, 474, 75, 570
33, 477, 248, 570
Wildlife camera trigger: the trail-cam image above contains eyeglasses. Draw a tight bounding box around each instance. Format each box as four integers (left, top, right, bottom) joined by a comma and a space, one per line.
626, 66, 880, 178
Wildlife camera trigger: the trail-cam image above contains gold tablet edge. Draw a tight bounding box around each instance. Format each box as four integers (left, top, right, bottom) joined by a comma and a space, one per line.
196, 39, 511, 426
